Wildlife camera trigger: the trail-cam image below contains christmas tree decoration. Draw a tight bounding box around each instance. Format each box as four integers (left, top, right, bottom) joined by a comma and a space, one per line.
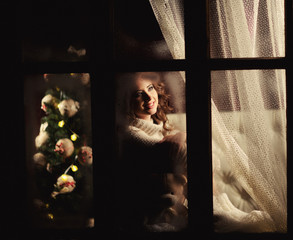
67, 45, 86, 57
47, 213, 54, 220
41, 94, 59, 112
35, 131, 49, 148
40, 122, 48, 132
58, 120, 65, 128
70, 133, 78, 141
33, 152, 46, 167
71, 165, 78, 172
58, 99, 80, 117
78, 146, 93, 166
35, 122, 50, 148
54, 138, 74, 159
51, 174, 76, 198
30, 84, 93, 227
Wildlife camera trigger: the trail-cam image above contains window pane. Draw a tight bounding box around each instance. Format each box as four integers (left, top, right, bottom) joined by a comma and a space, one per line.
24, 73, 94, 228
21, 3, 90, 62
114, 71, 187, 231
211, 70, 287, 232
209, 0, 285, 58
113, 0, 185, 60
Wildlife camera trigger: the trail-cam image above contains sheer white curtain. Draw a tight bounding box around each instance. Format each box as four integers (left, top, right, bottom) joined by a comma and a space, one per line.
149, 0, 185, 81
210, 0, 285, 58
210, 0, 286, 233
149, 0, 185, 60
212, 69, 287, 232
150, 0, 287, 233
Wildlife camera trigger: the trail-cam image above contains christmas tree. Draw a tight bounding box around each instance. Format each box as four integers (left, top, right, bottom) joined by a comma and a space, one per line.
31, 73, 93, 228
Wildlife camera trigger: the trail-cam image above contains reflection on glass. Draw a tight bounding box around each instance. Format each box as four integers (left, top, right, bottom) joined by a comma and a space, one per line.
115, 71, 187, 231
21, 9, 90, 62
24, 73, 93, 228
211, 70, 287, 232
209, 0, 285, 58
113, 0, 184, 60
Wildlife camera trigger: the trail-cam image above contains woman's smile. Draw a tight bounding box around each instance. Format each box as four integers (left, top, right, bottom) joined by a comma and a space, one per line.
144, 100, 156, 109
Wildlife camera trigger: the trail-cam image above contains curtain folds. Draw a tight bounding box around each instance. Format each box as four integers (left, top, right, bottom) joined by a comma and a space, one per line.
210, 0, 286, 232
149, 0, 185, 60
150, 0, 287, 232
210, 0, 285, 58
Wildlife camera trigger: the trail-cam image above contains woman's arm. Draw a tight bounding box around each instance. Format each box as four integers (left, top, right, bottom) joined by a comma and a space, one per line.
157, 132, 187, 174
159, 132, 186, 150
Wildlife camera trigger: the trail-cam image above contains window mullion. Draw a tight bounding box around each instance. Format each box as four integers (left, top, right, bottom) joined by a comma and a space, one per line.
185, 0, 213, 234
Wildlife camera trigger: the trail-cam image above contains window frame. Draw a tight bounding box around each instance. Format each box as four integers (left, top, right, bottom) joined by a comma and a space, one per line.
185, 0, 292, 239
6, 0, 292, 239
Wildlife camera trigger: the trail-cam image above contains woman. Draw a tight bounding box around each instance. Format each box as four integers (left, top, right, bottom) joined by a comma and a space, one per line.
115, 72, 187, 231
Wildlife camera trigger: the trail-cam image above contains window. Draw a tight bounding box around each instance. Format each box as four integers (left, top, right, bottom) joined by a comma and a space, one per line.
186, 0, 291, 238
21, 1, 90, 62
114, 71, 187, 232
212, 69, 287, 232
209, 0, 287, 234
14, 0, 94, 236
24, 73, 94, 228
4, 0, 292, 239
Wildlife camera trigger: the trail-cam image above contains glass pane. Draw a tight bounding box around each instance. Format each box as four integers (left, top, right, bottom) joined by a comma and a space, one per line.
21, 3, 90, 62
113, 0, 185, 60
211, 70, 287, 232
209, 0, 285, 58
114, 71, 187, 231
24, 73, 94, 228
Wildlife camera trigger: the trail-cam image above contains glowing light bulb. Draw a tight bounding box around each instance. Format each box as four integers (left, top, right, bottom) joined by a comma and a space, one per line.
71, 133, 78, 141
47, 213, 54, 220
71, 165, 78, 172
58, 120, 65, 127
61, 174, 68, 181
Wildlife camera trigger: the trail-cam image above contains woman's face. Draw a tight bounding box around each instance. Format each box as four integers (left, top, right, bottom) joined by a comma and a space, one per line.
132, 77, 159, 121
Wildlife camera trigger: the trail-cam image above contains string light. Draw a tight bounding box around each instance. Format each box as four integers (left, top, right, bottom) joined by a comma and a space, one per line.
61, 174, 68, 181
58, 120, 65, 127
47, 213, 54, 220
71, 133, 78, 141
71, 165, 78, 172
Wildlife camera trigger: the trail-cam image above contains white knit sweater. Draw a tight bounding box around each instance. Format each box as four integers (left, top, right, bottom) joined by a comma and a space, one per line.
128, 118, 170, 145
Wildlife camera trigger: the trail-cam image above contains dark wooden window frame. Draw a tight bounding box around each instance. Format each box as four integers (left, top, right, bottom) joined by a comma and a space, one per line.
4, 0, 292, 239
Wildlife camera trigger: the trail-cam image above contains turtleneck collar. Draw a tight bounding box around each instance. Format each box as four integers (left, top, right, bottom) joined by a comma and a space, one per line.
131, 118, 164, 136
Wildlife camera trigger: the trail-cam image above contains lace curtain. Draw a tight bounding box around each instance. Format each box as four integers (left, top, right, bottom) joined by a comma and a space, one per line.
149, 0, 185, 60
210, 0, 285, 58
210, 0, 286, 232
150, 0, 287, 232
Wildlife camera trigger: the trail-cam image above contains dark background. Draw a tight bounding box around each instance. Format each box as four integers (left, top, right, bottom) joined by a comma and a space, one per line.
18, 0, 172, 62
1, 0, 175, 239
